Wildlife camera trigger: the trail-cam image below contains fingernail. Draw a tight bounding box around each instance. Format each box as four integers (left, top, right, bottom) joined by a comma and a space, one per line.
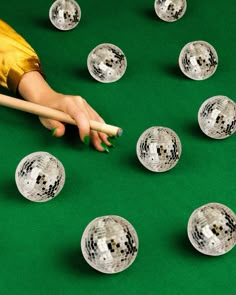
83, 134, 90, 146
107, 137, 115, 147
51, 127, 57, 136
100, 142, 110, 153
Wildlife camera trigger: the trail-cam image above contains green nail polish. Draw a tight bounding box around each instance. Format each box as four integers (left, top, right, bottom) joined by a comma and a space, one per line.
83, 135, 90, 146
51, 127, 57, 136
107, 137, 115, 147
100, 142, 110, 153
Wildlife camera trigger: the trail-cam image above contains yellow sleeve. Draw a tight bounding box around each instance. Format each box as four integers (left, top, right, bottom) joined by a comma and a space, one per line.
0, 19, 44, 93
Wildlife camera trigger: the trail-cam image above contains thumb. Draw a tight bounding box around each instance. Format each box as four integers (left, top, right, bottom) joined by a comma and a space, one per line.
39, 117, 66, 137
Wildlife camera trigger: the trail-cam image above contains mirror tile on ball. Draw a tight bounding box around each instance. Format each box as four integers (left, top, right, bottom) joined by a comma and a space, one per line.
179, 41, 218, 80
81, 215, 138, 274
49, 0, 81, 30
187, 203, 236, 256
15, 152, 65, 202
136, 126, 182, 172
87, 43, 127, 83
154, 0, 187, 22
198, 95, 236, 139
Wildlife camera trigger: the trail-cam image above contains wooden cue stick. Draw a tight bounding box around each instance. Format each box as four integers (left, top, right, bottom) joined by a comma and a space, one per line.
0, 94, 122, 137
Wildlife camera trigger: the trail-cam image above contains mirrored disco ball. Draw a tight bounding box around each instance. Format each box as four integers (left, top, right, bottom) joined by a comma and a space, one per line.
154, 0, 187, 22
49, 0, 81, 31
179, 40, 218, 80
198, 95, 236, 139
15, 152, 65, 202
136, 126, 182, 172
187, 203, 236, 256
87, 43, 127, 83
81, 215, 138, 274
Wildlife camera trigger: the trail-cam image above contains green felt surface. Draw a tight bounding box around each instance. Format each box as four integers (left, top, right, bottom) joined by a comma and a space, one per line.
1, 0, 236, 294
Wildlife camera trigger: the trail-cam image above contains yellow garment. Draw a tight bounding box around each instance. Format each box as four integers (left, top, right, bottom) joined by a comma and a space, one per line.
0, 19, 43, 93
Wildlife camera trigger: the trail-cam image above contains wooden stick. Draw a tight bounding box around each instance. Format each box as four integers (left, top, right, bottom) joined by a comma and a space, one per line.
0, 94, 122, 137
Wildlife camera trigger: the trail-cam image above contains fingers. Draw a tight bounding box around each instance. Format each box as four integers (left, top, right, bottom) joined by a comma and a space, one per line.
89, 130, 114, 152
71, 111, 91, 143
65, 96, 113, 152
82, 99, 115, 148
64, 96, 90, 142
39, 117, 66, 137
84, 103, 115, 152
42, 94, 117, 152
73, 111, 113, 152
99, 132, 113, 147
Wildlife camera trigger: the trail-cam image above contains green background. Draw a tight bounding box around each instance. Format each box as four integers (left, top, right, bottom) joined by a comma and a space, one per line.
1, 0, 236, 294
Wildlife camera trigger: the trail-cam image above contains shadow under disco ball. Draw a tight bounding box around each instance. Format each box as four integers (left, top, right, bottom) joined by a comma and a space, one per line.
154, 0, 187, 22
87, 43, 127, 83
187, 203, 236, 256
179, 40, 218, 80
15, 151, 65, 202
81, 215, 138, 274
49, 0, 81, 31
198, 95, 236, 139
136, 126, 182, 172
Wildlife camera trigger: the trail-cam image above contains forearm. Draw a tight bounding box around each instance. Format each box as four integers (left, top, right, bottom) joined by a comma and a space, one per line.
0, 19, 111, 151
18, 71, 60, 108
0, 19, 62, 108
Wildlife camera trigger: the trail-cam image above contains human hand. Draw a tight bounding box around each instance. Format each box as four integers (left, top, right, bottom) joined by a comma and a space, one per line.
39, 93, 112, 152
18, 71, 113, 152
